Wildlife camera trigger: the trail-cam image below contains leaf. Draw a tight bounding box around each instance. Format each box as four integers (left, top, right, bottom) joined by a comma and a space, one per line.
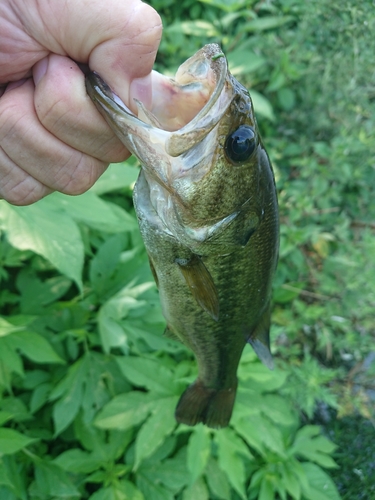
122, 322, 184, 354
238, 358, 288, 391
182, 477, 209, 500
291, 426, 338, 468
7, 331, 64, 364
244, 16, 294, 32
98, 307, 128, 354
215, 428, 248, 499
116, 357, 177, 396
51, 358, 88, 435
228, 50, 266, 77
233, 415, 286, 457
141, 448, 188, 492
0, 339, 23, 378
197, 0, 248, 13
259, 477, 276, 500
167, 20, 219, 37
205, 457, 231, 500
137, 470, 175, 500
90, 161, 139, 195
301, 463, 342, 500
277, 461, 302, 500
54, 449, 103, 474
0, 201, 84, 291
0, 412, 12, 427
30, 383, 52, 414
95, 392, 154, 430
134, 396, 178, 469
34, 461, 80, 498
89, 481, 145, 500
0, 429, 37, 455
17, 271, 72, 313
260, 394, 297, 426
0, 455, 28, 500
0, 318, 25, 338
47, 191, 137, 233
89, 233, 127, 297
186, 425, 211, 484
249, 90, 275, 121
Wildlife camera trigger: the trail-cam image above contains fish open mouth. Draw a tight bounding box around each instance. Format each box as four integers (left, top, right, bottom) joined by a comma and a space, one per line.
85, 44, 235, 160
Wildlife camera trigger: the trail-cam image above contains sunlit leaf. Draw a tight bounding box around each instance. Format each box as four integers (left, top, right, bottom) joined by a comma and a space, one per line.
0, 429, 37, 455
90, 160, 140, 195
134, 396, 178, 469
244, 16, 294, 32
249, 90, 275, 121
302, 463, 341, 500
34, 461, 80, 498
187, 425, 211, 484
95, 392, 154, 430
0, 201, 84, 291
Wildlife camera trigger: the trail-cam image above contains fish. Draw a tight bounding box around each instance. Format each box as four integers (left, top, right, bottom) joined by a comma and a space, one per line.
86, 43, 279, 429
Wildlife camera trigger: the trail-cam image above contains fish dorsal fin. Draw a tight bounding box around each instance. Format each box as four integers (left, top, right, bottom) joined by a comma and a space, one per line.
176, 255, 219, 321
247, 306, 274, 370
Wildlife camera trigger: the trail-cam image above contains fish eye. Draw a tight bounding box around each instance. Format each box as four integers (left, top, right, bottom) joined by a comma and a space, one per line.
225, 125, 256, 163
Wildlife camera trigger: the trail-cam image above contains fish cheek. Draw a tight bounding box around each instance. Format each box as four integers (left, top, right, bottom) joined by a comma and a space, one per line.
175, 254, 219, 321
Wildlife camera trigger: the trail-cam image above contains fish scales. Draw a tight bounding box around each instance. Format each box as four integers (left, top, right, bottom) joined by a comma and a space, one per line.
86, 43, 279, 428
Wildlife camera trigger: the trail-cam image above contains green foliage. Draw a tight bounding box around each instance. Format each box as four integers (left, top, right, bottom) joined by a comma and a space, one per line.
0, 164, 340, 498
1, 0, 374, 498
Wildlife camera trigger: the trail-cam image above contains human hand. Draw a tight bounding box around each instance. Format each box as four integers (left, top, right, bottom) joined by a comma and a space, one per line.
0, 0, 162, 205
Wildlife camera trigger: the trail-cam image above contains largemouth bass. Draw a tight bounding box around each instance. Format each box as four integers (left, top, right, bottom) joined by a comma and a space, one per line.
86, 44, 279, 429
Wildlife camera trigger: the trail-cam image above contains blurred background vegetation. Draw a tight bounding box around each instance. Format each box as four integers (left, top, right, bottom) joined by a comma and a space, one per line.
0, 0, 374, 499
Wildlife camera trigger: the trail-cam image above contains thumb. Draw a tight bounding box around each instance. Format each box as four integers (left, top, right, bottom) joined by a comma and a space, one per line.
88, 1, 162, 109
26, 0, 162, 109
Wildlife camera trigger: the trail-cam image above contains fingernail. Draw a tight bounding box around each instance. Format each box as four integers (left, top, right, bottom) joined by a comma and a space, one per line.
3, 79, 28, 94
33, 57, 49, 85
130, 73, 152, 109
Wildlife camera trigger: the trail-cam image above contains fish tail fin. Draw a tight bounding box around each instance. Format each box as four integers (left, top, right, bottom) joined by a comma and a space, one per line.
175, 380, 237, 429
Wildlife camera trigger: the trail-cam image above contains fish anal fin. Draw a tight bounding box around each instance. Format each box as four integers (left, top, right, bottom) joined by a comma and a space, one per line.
175, 380, 237, 429
247, 306, 274, 370
176, 255, 219, 321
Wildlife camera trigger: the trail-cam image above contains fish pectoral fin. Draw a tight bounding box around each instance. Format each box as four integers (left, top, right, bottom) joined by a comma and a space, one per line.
164, 325, 180, 342
147, 254, 159, 288
247, 306, 274, 370
176, 254, 219, 321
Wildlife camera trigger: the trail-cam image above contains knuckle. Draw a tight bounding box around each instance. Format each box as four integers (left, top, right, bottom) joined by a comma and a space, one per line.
0, 179, 48, 206
131, 3, 163, 45
57, 155, 107, 195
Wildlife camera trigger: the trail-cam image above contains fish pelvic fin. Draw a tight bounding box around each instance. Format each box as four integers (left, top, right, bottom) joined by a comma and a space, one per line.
247, 306, 274, 370
176, 254, 219, 321
175, 380, 237, 429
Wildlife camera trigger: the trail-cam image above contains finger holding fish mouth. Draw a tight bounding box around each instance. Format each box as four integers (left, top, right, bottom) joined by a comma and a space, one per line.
0, 0, 162, 205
